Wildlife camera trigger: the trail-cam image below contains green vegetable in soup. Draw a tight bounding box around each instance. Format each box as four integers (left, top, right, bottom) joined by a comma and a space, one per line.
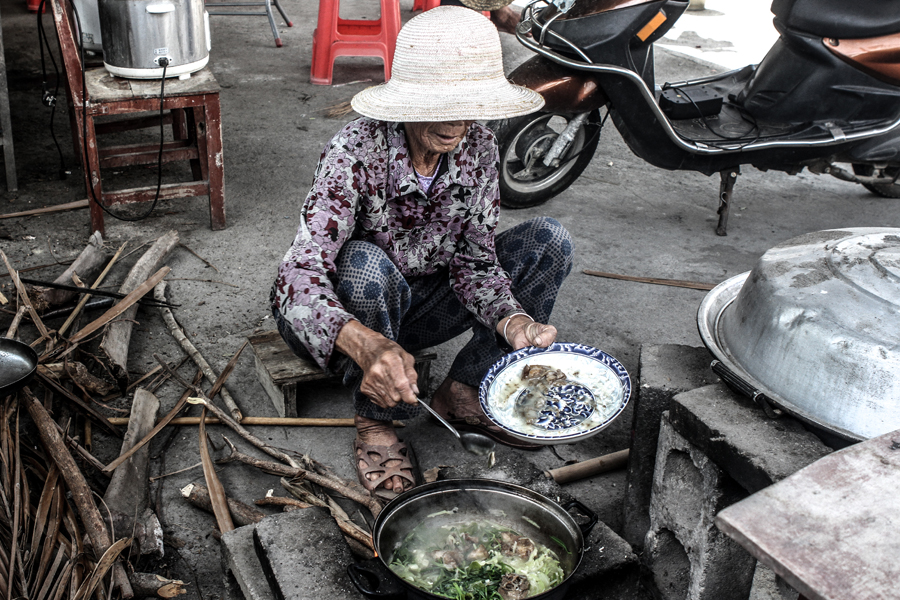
388, 520, 565, 600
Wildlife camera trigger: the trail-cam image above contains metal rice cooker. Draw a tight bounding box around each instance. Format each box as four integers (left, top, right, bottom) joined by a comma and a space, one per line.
698, 228, 900, 442
99, 0, 210, 79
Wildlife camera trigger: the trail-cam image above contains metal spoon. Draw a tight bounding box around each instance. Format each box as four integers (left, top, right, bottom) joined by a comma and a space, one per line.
417, 399, 496, 456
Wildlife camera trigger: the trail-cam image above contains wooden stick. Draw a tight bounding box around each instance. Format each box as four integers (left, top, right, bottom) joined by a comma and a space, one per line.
0, 250, 49, 340
0, 199, 89, 220
181, 482, 264, 527
544, 449, 630, 484
254, 496, 312, 510
178, 243, 219, 273
5, 305, 26, 338
129, 573, 187, 598
104, 389, 159, 515
103, 381, 197, 473
36, 372, 123, 437
99, 231, 179, 388
21, 387, 133, 598
207, 340, 247, 403
219, 438, 383, 518
52, 421, 106, 472
155, 280, 242, 421
68, 266, 171, 345
105, 416, 404, 427
582, 269, 716, 291
280, 478, 375, 552
59, 242, 126, 337
40, 231, 108, 306
150, 462, 202, 482
198, 411, 236, 533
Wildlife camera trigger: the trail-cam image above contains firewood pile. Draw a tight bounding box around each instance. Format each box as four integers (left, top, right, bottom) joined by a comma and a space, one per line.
0, 231, 382, 599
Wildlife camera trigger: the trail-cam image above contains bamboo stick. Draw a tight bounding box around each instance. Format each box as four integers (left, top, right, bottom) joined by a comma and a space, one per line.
544, 449, 630, 484
0, 199, 89, 220
105, 416, 404, 427
582, 269, 716, 291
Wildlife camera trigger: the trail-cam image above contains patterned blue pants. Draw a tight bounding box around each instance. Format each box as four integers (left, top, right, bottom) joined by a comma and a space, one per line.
275, 217, 573, 421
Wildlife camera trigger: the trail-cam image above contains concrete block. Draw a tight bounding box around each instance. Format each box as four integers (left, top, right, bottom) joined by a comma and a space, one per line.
253, 507, 356, 600
568, 519, 644, 600
748, 563, 799, 600
668, 384, 831, 494
624, 344, 718, 548
221, 524, 276, 600
645, 415, 754, 600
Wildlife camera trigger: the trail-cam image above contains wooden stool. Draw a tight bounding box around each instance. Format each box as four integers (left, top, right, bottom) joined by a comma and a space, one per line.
310, 0, 401, 85
247, 329, 437, 417
51, 0, 225, 236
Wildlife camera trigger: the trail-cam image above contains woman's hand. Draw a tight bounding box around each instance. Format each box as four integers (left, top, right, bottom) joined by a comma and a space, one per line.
500, 314, 557, 351
336, 320, 419, 409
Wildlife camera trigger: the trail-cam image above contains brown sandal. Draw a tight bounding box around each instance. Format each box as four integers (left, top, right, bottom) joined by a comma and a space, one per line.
353, 438, 417, 500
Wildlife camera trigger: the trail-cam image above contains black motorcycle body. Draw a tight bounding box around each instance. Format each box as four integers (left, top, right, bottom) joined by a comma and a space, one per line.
496, 0, 900, 233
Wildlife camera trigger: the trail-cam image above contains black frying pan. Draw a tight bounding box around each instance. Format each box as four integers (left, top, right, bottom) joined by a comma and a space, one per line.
0, 338, 38, 396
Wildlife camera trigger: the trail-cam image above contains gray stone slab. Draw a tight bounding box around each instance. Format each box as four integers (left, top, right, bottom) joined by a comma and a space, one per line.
568, 519, 643, 600
253, 507, 356, 600
668, 384, 831, 494
221, 524, 276, 600
624, 344, 718, 548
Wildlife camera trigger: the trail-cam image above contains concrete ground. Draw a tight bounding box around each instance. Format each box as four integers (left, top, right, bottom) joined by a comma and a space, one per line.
1, 0, 897, 598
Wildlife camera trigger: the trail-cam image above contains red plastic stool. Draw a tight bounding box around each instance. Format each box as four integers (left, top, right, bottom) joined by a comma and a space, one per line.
310, 0, 401, 85
412, 0, 490, 16
412, 0, 439, 10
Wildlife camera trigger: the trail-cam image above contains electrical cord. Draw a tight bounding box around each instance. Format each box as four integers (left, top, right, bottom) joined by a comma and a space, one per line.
67, 0, 168, 222
37, 0, 67, 179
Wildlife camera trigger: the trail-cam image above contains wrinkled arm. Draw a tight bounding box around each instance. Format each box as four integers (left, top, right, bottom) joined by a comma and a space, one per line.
335, 320, 419, 409
272, 142, 364, 369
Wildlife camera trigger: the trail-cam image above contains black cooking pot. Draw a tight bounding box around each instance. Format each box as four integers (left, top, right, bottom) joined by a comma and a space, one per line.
0, 338, 38, 396
348, 479, 597, 600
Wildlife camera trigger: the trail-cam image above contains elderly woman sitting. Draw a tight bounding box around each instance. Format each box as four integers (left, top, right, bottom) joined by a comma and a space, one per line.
271, 7, 573, 499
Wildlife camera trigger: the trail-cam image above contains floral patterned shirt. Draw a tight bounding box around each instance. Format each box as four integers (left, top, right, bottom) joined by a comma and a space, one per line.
272, 118, 524, 369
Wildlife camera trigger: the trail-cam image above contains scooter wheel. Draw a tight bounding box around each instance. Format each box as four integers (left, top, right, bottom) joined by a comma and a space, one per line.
494, 110, 601, 209
852, 164, 900, 199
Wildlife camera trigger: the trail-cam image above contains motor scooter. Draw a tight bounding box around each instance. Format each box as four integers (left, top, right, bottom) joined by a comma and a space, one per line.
494, 0, 900, 234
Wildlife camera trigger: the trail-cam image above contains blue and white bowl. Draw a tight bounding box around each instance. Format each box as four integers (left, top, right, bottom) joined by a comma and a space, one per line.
479, 342, 631, 445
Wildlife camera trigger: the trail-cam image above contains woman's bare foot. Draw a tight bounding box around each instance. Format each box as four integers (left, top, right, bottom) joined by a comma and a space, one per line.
430, 375, 543, 450
430, 376, 482, 419
355, 415, 414, 496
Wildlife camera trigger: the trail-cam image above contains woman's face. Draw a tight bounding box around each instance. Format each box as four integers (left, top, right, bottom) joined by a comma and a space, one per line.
406, 121, 474, 155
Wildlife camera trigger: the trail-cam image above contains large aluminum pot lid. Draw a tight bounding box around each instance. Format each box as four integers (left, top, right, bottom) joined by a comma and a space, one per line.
698, 228, 900, 441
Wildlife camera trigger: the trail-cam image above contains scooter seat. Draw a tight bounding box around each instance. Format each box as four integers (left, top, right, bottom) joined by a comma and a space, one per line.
772, 0, 900, 40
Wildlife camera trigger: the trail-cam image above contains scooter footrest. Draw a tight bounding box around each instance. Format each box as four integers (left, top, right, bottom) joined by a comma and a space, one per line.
660, 86, 724, 120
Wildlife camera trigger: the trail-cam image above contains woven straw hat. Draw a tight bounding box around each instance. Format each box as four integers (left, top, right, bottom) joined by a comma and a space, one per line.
351, 7, 544, 122
459, 0, 516, 10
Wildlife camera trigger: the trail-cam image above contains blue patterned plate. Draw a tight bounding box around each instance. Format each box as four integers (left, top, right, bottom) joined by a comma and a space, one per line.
479, 343, 631, 445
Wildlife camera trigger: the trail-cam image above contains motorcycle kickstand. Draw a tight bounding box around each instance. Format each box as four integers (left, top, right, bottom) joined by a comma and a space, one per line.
716, 168, 740, 236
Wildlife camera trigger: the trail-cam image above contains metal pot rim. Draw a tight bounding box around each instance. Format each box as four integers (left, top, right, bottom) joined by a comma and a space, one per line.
697, 271, 862, 441
370, 479, 588, 599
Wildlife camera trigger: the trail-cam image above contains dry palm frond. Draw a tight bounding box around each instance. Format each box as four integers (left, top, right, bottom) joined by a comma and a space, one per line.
1, 396, 129, 599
